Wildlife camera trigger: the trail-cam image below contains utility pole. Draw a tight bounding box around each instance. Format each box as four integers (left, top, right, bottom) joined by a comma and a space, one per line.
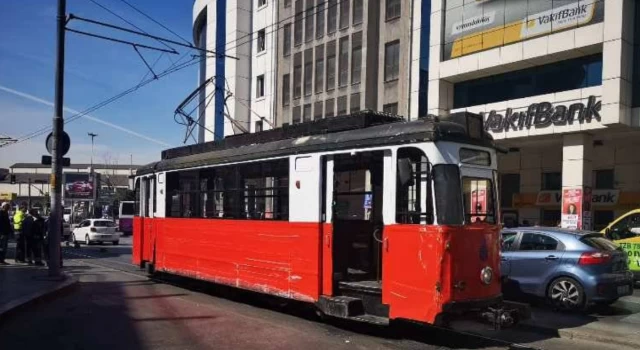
49, 0, 66, 278
88, 132, 98, 168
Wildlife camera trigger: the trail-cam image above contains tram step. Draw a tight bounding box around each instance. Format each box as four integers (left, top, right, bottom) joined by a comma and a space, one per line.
338, 281, 389, 318
348, 314, 389, 326
318, 296, 365, 318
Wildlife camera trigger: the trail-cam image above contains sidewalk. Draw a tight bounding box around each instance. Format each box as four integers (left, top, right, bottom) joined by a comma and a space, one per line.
0, 244, 78, 320
451, 294, 640, 348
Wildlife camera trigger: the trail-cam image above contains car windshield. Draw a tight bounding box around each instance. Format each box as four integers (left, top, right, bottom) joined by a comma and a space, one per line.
581, 235, 619, 251
93, 220, 116, 227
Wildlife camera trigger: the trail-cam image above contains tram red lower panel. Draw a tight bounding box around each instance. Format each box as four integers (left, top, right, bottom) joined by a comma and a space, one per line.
136, 218, 323, 302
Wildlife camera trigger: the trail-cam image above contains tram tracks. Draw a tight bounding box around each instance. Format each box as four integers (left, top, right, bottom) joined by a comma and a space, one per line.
62, 247, 542, 350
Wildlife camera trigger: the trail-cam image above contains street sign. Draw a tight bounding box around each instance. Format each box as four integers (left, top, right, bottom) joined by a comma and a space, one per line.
41, 155, 70, 166
45, 131, 71, 156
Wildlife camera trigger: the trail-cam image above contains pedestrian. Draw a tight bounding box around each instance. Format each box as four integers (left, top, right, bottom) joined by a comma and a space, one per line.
21, 209, 35, 265
28, 209, 45, 266
0, 202, 13, 264
13, 204, 26, 263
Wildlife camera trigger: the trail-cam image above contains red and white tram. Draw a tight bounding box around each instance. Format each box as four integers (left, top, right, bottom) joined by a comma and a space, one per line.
133, 111, 521, 326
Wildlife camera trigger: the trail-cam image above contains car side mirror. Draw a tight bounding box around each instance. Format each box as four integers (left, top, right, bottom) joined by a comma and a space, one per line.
604, 227, 612, 239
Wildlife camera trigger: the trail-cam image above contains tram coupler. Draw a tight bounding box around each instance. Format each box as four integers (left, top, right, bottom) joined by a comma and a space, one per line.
480, 301, 530, 330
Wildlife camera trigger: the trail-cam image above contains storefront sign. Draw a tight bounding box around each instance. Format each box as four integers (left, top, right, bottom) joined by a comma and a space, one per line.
535, 189, 619, 207
536, 191, 562, 206
484, 96, 601, 133
443, 0, 604, 60
0, 192, 17, 201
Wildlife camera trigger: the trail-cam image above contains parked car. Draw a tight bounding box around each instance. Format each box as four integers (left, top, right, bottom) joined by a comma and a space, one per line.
72, 219, 119, 245
601, 209, 640, 281
501, 227, 633, 310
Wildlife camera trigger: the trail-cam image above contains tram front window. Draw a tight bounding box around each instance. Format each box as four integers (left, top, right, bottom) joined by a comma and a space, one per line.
462, 177, 496, 224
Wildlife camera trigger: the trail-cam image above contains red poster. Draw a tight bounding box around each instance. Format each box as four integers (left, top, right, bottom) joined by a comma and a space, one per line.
561, 188, 583, 229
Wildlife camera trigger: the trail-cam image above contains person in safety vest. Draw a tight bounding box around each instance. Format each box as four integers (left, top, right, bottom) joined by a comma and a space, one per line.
13, 204, 26, 263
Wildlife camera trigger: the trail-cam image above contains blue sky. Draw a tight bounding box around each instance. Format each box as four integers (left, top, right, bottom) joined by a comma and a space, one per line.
0, 0, 198, 168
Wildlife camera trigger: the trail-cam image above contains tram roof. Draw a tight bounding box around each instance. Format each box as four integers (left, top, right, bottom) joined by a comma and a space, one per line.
137, 111, 494, 176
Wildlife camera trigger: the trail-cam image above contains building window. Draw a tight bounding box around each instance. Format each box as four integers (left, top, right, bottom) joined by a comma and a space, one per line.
305, 0, 314, 42
351, 32, 362, 84
303, 103, 312, 122
350, 93, 360, 113
500, 173, 520, 208
338, 36, 349, 87
257, 29, 266, 53
386, 0, 401, 21
325, 98, 335, 118
282, 74, 290, 107
255, 120, 263, 132
384, 40, 400, 81
256, 75, 265, 98
258, 0, 267, 8
326, 41, 336, 91
294, 1, 303, 46
292, 106, 301, 124
304, 49, 313, 96
293, 53, 302, 99
315, 44, 324, 93
454, 54, 603, 109
283, 24, 291, 56
327, 0, 337, 34
353, 0, 363, 25
594, 169, 614, 189
542, 172, 562, 191
314, 101, 323, 120
339, 0, 350, 29
337, 95, 347, 115
383, 102, 398, 115
316, 0, 325, 39
284, 0, 291, 8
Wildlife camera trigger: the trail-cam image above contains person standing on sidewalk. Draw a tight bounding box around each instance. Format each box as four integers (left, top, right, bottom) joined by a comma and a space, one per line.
13, 204, 26, 263
28, 209, 45, 266
21, 209, 35, 265
0, 202, 13, 264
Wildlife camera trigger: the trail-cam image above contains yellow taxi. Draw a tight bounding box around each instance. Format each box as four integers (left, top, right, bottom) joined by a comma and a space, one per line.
601, 209, 640, 281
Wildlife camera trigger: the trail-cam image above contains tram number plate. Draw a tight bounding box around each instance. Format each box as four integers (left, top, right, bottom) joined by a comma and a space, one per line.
617, 285, 630, 295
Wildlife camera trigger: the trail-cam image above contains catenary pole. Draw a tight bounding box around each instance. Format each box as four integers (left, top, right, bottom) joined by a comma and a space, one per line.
49, 0, 66, 277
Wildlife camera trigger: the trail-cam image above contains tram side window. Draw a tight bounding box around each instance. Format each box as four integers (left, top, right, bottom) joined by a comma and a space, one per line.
396, 148, 433, 224
165, 159, 289, 220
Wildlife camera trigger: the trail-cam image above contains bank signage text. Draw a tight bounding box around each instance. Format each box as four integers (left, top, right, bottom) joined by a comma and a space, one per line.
483, 96, 601, 133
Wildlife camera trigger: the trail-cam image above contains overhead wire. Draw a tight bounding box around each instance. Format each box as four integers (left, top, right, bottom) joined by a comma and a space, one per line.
5, 0, 345, 148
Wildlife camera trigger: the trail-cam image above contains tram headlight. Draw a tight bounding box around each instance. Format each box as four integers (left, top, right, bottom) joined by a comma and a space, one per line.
480, 267, 493, 285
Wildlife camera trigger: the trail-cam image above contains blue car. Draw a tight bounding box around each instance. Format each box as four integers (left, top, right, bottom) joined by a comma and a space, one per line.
501, 227, 633, 310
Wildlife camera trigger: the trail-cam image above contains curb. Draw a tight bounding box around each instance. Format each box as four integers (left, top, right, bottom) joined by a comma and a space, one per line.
0, 272, 79, 322
517, 322, 640, 349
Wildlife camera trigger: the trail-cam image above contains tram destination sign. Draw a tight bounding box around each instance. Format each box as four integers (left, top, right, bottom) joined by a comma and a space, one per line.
483, 95, 601, 133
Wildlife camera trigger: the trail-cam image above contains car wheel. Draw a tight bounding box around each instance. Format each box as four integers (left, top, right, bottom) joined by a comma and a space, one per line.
548, 277, 585, 310
113, 240, 119, 246
85, 235, 91, 246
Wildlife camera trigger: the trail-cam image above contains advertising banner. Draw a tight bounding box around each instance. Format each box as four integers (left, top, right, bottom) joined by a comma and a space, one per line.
617, 239, 640, 275
443, 0, 605, 60
561, 188, 582, 229
63, 173, 95, 200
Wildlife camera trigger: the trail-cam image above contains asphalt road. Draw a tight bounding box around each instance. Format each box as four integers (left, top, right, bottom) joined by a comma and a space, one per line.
0, 236, 634, 350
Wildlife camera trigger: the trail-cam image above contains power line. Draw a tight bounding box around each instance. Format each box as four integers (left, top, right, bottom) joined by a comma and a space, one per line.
117, 0, 191, 45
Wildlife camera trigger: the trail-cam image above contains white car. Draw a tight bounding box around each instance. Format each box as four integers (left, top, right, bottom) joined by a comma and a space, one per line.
72, 219, 120, 245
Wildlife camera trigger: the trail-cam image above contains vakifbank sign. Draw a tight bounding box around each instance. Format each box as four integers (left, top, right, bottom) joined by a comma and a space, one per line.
443, 0, 605, 60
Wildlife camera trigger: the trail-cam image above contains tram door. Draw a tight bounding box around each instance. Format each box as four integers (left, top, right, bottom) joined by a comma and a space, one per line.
328, 151, 385, 293
140, 176, 155, 263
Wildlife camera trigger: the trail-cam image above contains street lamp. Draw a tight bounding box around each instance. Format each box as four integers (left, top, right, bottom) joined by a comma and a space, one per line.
88, 132, 98, 168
